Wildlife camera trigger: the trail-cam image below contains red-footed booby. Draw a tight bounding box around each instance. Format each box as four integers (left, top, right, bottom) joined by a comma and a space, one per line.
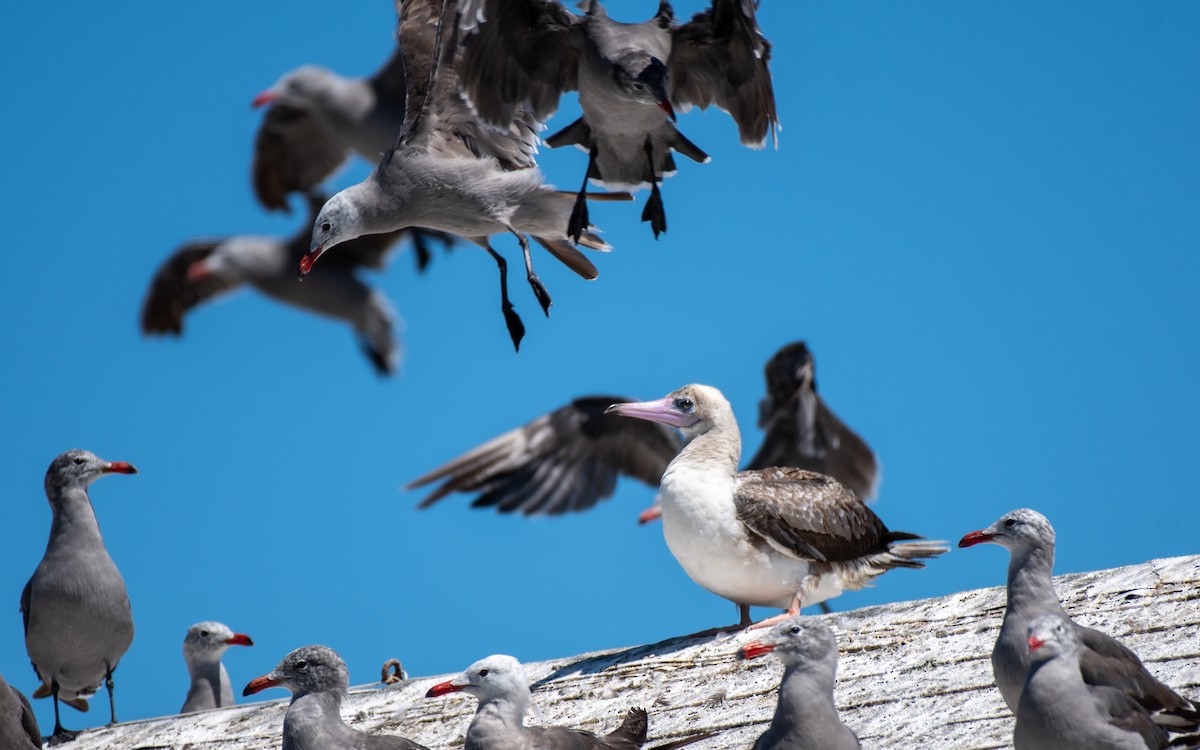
607, 384, 945, 628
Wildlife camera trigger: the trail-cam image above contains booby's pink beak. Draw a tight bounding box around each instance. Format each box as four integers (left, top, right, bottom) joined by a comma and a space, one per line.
226, 633, 254, 647
425, 680, 462, 698
298, 247, 322, 279
1027, 635, 1045, 652
104, 461, 138, 475
605, 397, 696, 428
637, 505, 662, 525
957, 530, 994, 548
251, 90, 276, 108
242, 674, 280, 696
187, 261, 210, 282
737, 640, 775, 660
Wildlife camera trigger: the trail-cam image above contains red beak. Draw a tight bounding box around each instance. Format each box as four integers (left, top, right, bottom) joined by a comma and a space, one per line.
187, 261, 210, 282
637, 506, 662, 525
425, 680, 463, 698
226, 633, 254, 647
737, 640, 775, 660
251, 90, 275, 108
105, 461, 138, 475
957, 530, 993, 548
242, 675, 280, 696
298, 248, 321, 278
1028, 635, 1045, 652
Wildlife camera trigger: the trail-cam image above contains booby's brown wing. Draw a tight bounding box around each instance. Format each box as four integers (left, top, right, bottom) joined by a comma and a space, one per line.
733, 468, 892, 563
140, 239, 241, 336
668, 0, 779, 148
458, 0, 583, 126
252, 102, 352, 213
408, 396, 682, 516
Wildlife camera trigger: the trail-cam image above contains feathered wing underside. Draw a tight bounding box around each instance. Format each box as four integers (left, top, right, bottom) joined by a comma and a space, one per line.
668, 0, 779, 147
252, 102, 352, 212
733, 468, 891, 563
395, 0, 540, 169
408, 396, 681, 516
140, 240, 240, 336
458, 0, 583, 126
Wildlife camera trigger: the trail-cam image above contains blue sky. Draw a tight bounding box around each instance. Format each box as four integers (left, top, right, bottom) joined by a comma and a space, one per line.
1, 0, 1198, 736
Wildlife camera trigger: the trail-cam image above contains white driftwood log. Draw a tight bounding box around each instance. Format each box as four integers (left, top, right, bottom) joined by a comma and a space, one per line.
63, 554, 1200, 750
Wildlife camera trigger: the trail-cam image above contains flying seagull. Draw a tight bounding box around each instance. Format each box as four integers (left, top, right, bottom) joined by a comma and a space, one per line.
180, 621, 254, 714
243, 645, 429, 750
141, 193, 451, 375
737, 617, 861, 750
458, 0, 778, 240
408, 340, 879, 519
21, 449, 137, 741
959, 508, 1199, 732
302, 0, 630, 352
608, 384, 944, 628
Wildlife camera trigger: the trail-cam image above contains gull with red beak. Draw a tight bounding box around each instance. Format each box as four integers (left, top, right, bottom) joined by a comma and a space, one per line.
1014, 614, 1185, 750
21, 449, 138, 742
179, 621, 254, 714
607, 384, 945, 629
959, 508, 1199, 732
426, 654, 654, 750
737, 617, 860, 750
243, 645, 428, 750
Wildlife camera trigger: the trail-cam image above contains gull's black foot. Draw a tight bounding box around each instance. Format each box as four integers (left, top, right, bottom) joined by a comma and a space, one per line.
567, 192, 589, 245
502, 303, 526, 352
528, 275, 552, 317
48, 728, 78, 746
641, 184, 667, 239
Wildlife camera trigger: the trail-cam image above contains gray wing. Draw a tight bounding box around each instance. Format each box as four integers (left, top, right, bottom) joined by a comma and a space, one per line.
1078, 626, 1200, 725
1090, 683, 1171, 749
668, 0, 779, 147
252, 102, 351, 213
734, 468, 896, 563
407, 396, 682, 516
0, 676, 41, 750
361, 731, 433, 750
140, 239, 239, 336
458, 0, 583, 126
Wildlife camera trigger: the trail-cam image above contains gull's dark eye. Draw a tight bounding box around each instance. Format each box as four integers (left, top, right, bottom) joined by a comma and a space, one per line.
321, 222, 332, 232
295, 660, 308, 671
1004, 518, 1017, 528
789, 626, 801, 634
674, 397, 694, 412
73, 457, 86, 465
478, 669, 489, 677
200, 630, 210, 637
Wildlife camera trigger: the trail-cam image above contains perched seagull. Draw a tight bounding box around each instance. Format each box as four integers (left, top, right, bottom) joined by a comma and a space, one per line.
141, 193, 451, 376
607, 384, 945, 627
1014, 614, 1188, 750
407, 340, 879, 519
459, 0, 779, 240
0, 673, 41, 750
250, 25, 407, 214
302, 0, 630, 352
737, 618, 860, 750
959, 509, 1199, 731
243, 645, 429, 750
425, 654, 651, 750
21, 449, 137, 741
180, 621, 254, 714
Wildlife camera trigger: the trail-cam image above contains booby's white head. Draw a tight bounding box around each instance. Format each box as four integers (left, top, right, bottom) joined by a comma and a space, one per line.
605, 383, 734, 442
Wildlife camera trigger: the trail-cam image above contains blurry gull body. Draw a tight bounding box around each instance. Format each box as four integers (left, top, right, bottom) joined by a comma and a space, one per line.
243, 645, 429, 750
459, 0, 778, 240
0, 673, 41, 750
737, 617, 860, 750
303, 0, 628, 351
959, 508, 1199, 732
21, 449, 138, 741
180, 621, 254, 714
607, 384, 945, 627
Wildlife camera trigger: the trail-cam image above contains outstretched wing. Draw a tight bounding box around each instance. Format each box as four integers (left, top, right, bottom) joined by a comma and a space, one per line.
140, 239, 240, 336
252, 102, 352, 213
408, 396, 682, 516
669, 0, 779, 147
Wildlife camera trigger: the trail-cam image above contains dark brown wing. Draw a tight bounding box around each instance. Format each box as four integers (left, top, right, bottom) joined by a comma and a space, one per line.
1078, 626, 1200, 726
252, 103, 351, 212
458, 0, 583, 126
668, 0, 779, 147
407, 396, 682, 516
734, 468, 897, 562
140, 240, 240, 336
368, 41, 408, 115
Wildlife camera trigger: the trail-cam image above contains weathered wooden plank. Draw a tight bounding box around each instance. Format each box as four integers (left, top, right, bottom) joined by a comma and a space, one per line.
64, 555, 1200, 750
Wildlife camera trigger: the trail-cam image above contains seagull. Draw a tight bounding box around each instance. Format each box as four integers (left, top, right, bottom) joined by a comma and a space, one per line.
243, 645, 429, 750
0, 673, 41, 750
302, 0, 630, 352
737, 617, 860, 750
607, 384, 945, 628
407, 340, 879, 519
21, 449, 137, 742
141, 193, 451, 375
1014, 614, 1190, 750
458, 0, 779, 240
249, 19, 407, 214
426, 654, 651, 750
180, 621, 254, 714
959, 508, 1200, 732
